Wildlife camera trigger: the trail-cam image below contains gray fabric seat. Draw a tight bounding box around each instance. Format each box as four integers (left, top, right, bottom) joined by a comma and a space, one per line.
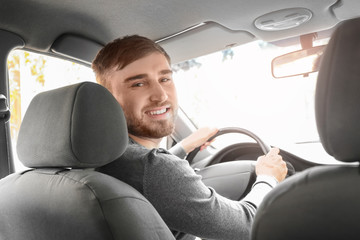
0, 82, 174, 240
250, 18, 360, 240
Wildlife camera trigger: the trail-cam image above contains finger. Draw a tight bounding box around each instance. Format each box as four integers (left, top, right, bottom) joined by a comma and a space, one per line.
257, 155, 266, 162
267, 147, 280, 156
200, 143, 208, 151
210, 127, 219, 136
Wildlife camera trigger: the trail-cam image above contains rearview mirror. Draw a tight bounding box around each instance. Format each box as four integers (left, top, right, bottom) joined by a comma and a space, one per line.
272, 45, 325, 78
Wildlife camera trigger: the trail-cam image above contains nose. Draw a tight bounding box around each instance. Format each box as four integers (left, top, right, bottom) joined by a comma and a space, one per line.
149, 82, 168, 103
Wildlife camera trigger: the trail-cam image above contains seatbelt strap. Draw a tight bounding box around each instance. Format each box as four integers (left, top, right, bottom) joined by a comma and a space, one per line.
0, 94, 10, 122
0, 94, 13, 179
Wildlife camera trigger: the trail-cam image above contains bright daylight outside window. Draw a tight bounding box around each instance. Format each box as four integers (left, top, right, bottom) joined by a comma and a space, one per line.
7, 50, 96, 171
173, 39, 333, 163
7, 37, 332, 172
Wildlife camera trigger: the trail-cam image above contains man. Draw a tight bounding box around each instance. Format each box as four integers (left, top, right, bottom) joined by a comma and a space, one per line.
92, 35, 287, 240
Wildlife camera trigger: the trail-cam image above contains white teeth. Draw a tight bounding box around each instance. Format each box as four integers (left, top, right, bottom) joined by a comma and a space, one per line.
150, 108, 167, 115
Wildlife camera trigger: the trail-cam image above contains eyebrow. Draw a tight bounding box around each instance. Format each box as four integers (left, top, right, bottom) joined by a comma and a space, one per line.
124, 74, 147, 83
124, 69, 173, 83
160, 69, 173, 75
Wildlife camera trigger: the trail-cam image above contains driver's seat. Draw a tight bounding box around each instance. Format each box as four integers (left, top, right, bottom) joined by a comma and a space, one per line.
0, 82, 174, 240
251, 17, 360, 240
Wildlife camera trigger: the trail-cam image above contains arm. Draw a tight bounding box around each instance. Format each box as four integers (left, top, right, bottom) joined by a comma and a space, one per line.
144, 152, 255, 239
143, 148, 287, 240
168, 127, 218, 158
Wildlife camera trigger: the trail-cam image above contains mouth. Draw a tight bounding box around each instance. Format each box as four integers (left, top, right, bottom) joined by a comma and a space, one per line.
145, 106, 171, 118
149, 108, 168, 115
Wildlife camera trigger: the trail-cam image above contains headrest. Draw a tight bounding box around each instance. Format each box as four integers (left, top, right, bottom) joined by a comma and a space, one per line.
17, 82, 128, 168
316, 17, 360, 162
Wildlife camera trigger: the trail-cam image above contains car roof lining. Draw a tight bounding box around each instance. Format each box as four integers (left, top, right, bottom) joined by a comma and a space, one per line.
1, 0, 360, 64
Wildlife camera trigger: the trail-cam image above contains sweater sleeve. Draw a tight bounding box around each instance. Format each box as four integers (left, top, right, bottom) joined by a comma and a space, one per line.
167, 143, 187, 159
143, 149, 275, 240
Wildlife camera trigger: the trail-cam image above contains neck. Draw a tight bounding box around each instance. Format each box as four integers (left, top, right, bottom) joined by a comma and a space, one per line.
129, 133, 162, 149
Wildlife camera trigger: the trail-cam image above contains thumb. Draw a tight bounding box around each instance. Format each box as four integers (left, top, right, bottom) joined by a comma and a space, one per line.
267, 147, 280, 156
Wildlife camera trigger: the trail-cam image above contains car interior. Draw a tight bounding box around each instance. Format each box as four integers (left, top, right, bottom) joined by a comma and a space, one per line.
1, 0, 360, 239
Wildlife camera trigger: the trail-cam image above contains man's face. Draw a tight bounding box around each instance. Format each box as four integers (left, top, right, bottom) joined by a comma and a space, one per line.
107, 52, 178, 139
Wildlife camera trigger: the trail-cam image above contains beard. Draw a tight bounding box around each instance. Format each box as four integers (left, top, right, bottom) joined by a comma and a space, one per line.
124, 104, 178, 139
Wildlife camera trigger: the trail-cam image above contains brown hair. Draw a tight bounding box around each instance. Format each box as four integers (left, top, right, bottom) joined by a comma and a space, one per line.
92, 35, 171, 88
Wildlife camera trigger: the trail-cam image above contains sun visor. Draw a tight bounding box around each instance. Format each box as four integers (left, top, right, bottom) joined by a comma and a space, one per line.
157, 22, 255, 64
332, 0, 360, 20
51, 34, 103, 65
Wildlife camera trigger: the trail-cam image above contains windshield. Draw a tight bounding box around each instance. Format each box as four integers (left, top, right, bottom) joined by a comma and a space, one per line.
173, 38, 334, 163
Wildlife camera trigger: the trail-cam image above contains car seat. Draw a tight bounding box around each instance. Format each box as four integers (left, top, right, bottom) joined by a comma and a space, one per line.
0, 82, 174, 240
251, 17, 360, 240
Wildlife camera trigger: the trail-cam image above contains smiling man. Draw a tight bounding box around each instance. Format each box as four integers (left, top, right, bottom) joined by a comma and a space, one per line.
108, 52, 177, 144
92, 35, 287, 240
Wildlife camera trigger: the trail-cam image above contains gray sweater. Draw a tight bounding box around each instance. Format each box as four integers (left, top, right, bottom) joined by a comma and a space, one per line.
97, 138, 276, 240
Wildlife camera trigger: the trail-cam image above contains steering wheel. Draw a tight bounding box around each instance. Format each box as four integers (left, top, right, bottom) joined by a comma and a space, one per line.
187, 127, 295, 174
185, 127, 295, 201
186, 127, 271, 164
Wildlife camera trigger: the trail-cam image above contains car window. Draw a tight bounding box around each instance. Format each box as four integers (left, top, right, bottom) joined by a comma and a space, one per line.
7, 38, 332, 171
7, 50, 96, 171
173, 38, 333, 163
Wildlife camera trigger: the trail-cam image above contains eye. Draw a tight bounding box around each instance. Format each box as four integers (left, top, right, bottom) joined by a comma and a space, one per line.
132, 82, 144, 87
160, 77, 171, 83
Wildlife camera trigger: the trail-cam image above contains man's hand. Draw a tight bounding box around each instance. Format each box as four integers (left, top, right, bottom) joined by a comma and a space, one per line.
180, 127, 218, 154
256, 148, 288, 182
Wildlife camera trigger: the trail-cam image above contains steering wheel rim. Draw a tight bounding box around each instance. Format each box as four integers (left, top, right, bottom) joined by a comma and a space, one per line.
186, 127, 271, 164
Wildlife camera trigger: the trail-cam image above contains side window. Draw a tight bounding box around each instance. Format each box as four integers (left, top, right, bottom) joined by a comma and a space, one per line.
7, 50, 96, 171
